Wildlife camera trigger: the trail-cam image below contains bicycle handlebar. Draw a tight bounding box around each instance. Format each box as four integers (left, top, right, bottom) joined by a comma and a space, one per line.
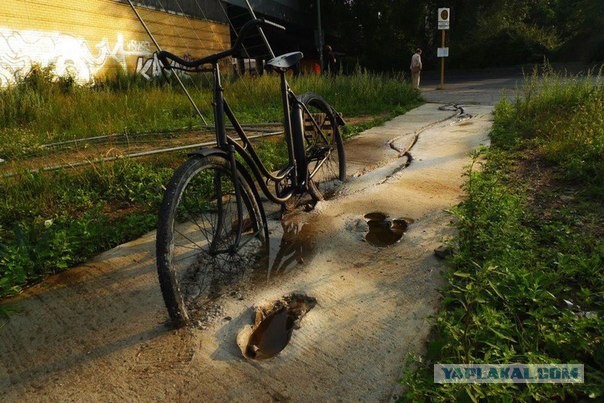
158, 18, 285, 70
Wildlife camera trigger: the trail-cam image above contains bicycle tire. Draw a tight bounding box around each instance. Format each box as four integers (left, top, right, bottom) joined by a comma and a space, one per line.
298, 92, 346, 201
156, 155, 268, 327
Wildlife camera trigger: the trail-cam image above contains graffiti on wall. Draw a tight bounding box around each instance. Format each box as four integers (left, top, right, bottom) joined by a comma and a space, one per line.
0, 27, 172, 85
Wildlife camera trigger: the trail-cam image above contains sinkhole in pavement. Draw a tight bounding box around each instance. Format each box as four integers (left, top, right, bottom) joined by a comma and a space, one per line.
364, 212, 413, 247
238, 294, 316, 360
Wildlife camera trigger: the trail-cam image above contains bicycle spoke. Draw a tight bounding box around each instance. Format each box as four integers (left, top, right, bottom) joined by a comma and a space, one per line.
298, 94, 346, 201
157, 156, 268, 325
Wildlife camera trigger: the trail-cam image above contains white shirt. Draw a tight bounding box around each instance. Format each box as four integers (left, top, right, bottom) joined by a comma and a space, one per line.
410, 53, 422, 71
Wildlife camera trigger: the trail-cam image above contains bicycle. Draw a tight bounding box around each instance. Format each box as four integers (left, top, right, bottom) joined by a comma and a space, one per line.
154, 18, 346, 327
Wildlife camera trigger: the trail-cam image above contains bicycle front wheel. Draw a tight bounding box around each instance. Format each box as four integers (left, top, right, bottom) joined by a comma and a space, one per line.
156, 155, 268, 327
299, 93, 346, 201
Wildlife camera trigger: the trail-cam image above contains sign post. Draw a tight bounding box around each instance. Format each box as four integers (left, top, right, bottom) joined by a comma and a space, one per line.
317, 0, 323, 72
437, 8, 450, 89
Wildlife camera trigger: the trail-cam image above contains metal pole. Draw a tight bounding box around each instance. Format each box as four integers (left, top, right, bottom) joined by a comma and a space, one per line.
125, 0, 208, 126
317, 0, 323, 72
440, 30, 446, 89
243, 0, 275, 59
4, 131, 284, 179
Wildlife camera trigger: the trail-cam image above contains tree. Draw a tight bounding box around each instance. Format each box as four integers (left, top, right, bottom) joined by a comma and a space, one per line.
323, 0, 431, 72
321, 0, 603, 72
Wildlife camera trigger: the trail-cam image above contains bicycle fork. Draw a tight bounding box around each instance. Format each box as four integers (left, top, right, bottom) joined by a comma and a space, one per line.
209, 62, 245, 255
207, 145, 245, 255
229, 144, 244, 250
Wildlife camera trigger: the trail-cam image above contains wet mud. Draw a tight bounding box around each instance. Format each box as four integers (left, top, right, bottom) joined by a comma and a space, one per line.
238, 294, 317, 360
363, 212, 413, 247
185, 216, 318, 328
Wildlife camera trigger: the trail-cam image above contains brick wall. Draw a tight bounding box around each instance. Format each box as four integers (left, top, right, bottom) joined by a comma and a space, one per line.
0, 0, 230, 84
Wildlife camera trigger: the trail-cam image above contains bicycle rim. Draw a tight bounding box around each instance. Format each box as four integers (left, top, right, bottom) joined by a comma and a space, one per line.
300, 94, 346, 201
156, 156, 267, 326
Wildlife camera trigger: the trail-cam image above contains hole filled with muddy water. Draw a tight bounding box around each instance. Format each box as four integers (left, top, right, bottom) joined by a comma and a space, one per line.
238, 294, 317, 360
181, 216, 318, 327
364, 212, 412, 247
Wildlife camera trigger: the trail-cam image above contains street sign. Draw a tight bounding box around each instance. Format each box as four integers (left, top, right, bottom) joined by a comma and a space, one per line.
438, 8, 450, 30
437, 8, 450, 89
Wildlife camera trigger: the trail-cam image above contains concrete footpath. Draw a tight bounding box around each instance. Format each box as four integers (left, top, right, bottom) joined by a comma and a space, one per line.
0, 103, 493, 401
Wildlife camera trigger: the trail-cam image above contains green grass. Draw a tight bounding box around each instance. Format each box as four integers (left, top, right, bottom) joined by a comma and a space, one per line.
401, 69, 603, 401
492, 65, 604, 196
0, 68, 420, 299
0, 67, 419, 159
0, 157, 174, 296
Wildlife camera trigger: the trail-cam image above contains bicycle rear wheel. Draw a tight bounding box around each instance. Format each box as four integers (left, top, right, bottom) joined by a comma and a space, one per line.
156, 155, 268, 327
299, 93, 346, 201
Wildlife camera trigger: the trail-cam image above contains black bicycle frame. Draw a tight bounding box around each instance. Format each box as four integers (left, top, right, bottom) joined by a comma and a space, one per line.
209, 63, 308, 205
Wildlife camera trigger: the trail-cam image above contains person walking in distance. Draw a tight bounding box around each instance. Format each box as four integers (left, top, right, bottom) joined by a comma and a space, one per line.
410, 48, 422, 89
323, 44, 337, 76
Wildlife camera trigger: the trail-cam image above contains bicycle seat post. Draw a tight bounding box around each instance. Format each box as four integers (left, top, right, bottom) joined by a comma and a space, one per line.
279, 70, 297, 183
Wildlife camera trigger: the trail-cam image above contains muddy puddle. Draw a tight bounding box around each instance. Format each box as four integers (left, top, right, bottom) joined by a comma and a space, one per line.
364, 212, 413, 247
183, 216, 318, 327
237, 294, 317, 360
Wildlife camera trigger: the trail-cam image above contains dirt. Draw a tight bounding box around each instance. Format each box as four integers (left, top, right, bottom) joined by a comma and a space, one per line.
512, 151, 604, 240
345, 114, 391, 126
0, 116, 382, 176
0, 126, 281, 176
0, 103, 493, 401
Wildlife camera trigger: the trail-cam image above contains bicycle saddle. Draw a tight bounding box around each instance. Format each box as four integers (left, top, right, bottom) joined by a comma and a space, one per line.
266, 52, 304, 70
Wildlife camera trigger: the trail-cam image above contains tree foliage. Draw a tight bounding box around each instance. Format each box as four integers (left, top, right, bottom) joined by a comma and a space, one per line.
321, 0, 604, 71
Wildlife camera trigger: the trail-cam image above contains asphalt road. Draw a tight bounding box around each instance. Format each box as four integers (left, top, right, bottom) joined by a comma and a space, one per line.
421, 67, 524, 105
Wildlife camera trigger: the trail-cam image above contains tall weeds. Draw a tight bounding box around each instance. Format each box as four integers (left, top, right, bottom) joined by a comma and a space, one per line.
402, 68, 603, 401
493, 65, 604, 195
0, 69, 420, 159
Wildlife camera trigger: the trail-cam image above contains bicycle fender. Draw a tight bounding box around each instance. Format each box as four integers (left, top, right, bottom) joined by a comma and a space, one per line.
187, 147, 229, 159
186, 147, 269, 239
335, 111, 346, 126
